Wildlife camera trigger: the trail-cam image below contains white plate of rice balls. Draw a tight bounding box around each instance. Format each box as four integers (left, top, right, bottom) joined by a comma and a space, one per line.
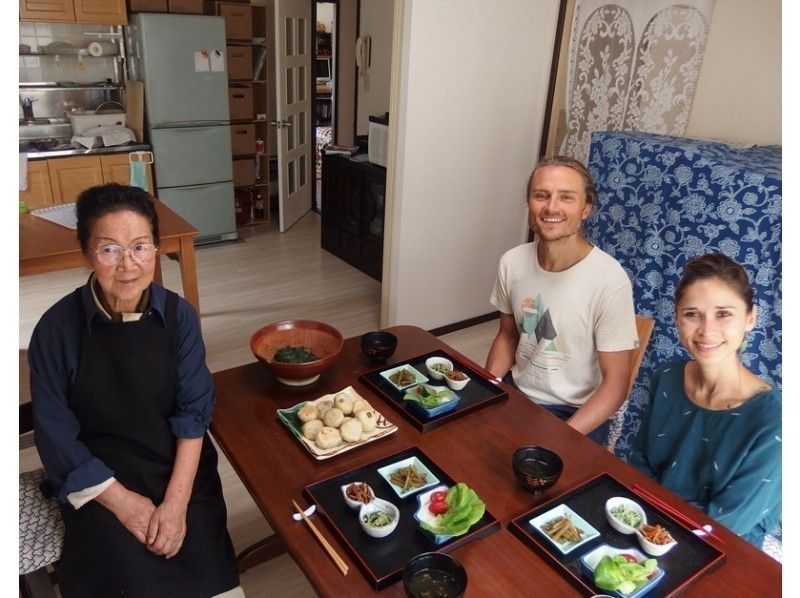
276, 386, 399, 460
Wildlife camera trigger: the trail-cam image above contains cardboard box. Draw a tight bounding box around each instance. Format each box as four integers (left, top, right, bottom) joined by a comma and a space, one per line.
232, 158, 255, 187
219, 3, 252, 40
228, 87, 253, 120
230, 124, 255, 156
226, 46, 252, 80
168, 0, 203, 13
128, 0, 168, 12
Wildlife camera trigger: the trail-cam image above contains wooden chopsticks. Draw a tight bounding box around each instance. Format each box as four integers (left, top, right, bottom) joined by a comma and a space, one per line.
291, 499, 349, 575
631, 484, 725, 544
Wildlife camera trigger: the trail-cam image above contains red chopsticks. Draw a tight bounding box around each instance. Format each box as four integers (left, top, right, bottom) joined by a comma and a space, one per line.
631, 484, 725, 544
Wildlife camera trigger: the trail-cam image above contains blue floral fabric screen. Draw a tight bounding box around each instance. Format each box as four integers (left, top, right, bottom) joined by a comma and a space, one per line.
585, 131, 782, 458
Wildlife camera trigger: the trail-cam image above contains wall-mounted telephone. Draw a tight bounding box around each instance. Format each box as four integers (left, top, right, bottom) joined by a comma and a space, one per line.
356, 36, 371, 69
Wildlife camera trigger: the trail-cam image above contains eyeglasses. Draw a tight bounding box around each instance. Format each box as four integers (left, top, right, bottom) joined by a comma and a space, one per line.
92, 242, 158, 266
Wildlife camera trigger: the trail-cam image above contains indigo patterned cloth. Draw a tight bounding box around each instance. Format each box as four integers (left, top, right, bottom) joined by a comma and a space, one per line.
584, 130, 782, 459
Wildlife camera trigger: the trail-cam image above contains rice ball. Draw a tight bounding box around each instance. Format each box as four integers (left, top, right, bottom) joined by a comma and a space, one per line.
315, 426, 342, 449
323, 407, 344, 428
301, 419, 324, 441
340, 418, 363, 443
334, 392, 354, 415
352, 399, 371, 414
297, 403, 319, 423
316, 399, 334, 417
355, 409, 378, 433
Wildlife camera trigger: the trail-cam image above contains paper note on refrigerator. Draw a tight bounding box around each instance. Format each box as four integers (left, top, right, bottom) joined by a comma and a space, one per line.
194, 50, 210, 72
210, 49, 225, 72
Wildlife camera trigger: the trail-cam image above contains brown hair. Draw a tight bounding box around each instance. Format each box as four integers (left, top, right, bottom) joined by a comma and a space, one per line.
527, 155, 597, 205
675, 253, 755, 312
76, 184, 159, 253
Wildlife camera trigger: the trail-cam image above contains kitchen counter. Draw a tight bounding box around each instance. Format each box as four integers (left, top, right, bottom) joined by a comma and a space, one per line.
22, 143, 151, 160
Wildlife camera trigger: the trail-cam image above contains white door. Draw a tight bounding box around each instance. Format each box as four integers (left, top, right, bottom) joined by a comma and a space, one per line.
273, 0, 313, 232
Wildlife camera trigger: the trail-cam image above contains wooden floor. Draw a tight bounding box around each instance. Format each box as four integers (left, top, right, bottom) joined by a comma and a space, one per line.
18, 211, 497, 597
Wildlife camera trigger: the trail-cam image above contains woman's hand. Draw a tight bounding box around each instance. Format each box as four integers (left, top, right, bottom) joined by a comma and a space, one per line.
96, 481, 157, 544
146, 499, 188, 558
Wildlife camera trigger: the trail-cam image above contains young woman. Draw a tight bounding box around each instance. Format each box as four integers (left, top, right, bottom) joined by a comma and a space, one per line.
29, 184, 242, 597
629, 253, 781, 548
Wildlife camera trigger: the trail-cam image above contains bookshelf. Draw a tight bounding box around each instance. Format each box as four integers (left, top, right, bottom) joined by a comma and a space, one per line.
206, 0, 274, 226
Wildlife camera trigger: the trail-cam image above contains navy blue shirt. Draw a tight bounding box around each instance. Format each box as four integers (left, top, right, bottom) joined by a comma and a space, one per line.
29, 279, 216, 504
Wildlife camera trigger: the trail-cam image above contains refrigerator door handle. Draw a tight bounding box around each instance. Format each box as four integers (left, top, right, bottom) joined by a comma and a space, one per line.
153, 120, 232, 129
160, 180, 231, 190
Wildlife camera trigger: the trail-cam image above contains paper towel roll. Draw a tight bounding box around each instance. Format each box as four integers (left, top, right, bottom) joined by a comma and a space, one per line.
87, 41, 116, 57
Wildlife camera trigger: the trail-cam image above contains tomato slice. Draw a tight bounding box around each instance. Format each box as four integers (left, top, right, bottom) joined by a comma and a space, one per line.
620, 553, 639, 563
430, 491, 448, 503
428, 500, 449, 515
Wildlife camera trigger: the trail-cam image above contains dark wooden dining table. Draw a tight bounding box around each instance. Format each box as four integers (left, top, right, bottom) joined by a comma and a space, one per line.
209, 325, 781, 596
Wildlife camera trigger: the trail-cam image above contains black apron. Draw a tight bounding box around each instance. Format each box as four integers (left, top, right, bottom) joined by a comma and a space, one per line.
58, 289, 238, 598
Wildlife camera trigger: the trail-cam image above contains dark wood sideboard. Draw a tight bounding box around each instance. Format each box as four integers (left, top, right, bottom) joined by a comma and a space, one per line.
320, 152, 386, 281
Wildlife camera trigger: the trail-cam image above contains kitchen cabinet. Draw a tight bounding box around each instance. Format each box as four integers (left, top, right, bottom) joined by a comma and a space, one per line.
20, 153, 154, 208
19, 161, 54, 210
321, 153, 386, 281
20, 0, 127, 24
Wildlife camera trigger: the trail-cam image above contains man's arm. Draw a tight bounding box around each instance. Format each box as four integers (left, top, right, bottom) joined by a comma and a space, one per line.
566, 350, 632, 435
485, 313, 520, 379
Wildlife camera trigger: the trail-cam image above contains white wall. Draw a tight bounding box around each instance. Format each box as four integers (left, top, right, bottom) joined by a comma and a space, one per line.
356, 0, 394, 135
316, 3, 334, 31
686, 0, 781, 145
384, 0, 561, 330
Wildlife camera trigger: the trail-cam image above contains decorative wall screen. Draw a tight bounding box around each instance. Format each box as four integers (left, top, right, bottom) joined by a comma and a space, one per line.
559, 0, 715, 164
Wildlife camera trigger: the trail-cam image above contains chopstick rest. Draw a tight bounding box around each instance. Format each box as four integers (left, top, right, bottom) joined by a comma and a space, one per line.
291, 499, 349, 575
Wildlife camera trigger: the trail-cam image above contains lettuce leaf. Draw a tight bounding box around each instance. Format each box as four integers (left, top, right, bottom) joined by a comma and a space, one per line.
594, 555, 657, 595
419, 482, 485, 536
403, 385, 456, 408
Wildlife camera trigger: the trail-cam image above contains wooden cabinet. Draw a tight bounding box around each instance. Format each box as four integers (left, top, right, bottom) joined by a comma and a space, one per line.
321, 153, 386, 281
207, 1, 273, 227
20, 0, 127, 23
19, 161, 54, 210
49, 156, 105, 203
100, 153, 153, 191
20, 153, 153, 208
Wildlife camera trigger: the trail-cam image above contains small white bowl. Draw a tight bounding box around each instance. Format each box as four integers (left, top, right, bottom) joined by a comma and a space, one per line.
425, 357, 454, 381
359, 498, 400, 538
443, 370, 470, 391
635, 525, 677, 556
605, 496, 647, 534
340, 481, 374, 509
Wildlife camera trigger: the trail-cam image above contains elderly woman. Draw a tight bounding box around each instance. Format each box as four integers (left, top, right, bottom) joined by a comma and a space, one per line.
629, 253, 781, 548
28, 184, 241, 597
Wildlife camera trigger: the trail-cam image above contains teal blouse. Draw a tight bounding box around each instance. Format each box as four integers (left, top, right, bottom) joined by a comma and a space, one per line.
629, 361, 782, 548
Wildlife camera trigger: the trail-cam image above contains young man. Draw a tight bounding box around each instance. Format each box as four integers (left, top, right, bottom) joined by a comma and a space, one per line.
486, 156, 638, 446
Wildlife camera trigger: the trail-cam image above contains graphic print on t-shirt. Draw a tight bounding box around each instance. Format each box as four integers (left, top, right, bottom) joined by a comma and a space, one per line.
517, 295, 569, 373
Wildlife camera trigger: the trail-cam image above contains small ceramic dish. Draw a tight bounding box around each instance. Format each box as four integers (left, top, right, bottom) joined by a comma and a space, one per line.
424, 356, 454, 381
377, 456, 440, 499
635, 524, 677, 556
380, 364, 429, 390
580, 544, 665, 598
605, 497, 647, 534
443, 369, 470, 391
359, 497, 400, 538
530, 503, 600, 555
340, 481, 375, 509
413, 484, 453, 545
403, 384, 461, 418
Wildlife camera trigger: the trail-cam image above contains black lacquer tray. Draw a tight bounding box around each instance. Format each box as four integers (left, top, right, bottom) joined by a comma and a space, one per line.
508, 473, 726, 597
358, 349, 508, 432
304, 446, 501, 590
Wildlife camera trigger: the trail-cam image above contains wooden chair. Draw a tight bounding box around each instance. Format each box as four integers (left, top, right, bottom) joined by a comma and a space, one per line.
627, 315, 655, 400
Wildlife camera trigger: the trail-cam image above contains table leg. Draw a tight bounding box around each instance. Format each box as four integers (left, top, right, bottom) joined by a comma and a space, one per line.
235, 535, 287, 575
178, 236, 200, 314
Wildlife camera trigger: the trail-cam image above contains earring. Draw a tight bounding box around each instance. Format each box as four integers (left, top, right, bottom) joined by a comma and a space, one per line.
739, 337, 749, 354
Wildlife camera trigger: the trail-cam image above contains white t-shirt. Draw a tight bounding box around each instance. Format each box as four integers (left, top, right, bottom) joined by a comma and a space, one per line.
490, 242, 637, 408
